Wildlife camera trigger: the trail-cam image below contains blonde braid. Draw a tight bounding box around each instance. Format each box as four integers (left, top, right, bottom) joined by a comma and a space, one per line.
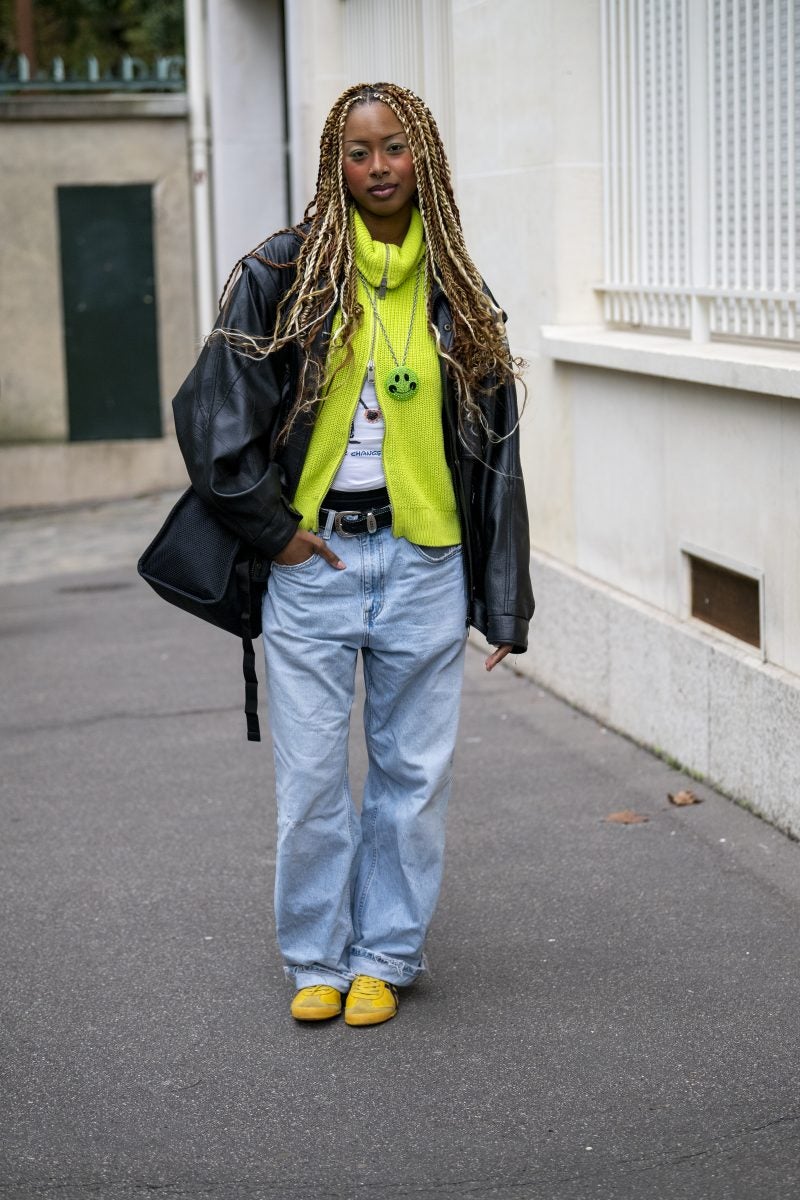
211, 82, 525, 446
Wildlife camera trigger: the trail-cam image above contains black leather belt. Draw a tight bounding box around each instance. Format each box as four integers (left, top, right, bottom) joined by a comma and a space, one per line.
319, 503, 393, 537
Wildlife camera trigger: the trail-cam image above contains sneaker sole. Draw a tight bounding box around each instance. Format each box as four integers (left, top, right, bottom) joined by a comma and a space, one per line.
292, 1012, 343, 1022
344, 1008, 397, 1027
291, 1006, 342, 1022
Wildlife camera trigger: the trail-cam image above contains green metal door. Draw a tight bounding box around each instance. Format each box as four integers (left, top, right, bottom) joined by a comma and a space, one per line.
58, 184, 162, 441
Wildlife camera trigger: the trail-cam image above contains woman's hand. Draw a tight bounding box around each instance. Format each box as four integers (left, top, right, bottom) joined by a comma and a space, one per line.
273, 530, 346, 570
485, 644, 513, 672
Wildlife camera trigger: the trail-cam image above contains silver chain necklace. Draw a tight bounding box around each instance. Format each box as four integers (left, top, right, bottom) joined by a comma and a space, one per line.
359, 260, 424, 400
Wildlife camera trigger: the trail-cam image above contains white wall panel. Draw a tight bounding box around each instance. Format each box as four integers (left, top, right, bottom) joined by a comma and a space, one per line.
341, 0, 455, 152
208, 0, 288, 286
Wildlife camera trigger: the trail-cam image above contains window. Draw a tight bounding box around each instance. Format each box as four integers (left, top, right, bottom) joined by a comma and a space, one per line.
600, 0, 798, 345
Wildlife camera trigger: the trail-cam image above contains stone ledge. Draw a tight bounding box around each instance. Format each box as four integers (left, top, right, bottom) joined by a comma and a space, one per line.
0, 94, 188, 121
540, 324, 800, 400
0, 437, 187, 511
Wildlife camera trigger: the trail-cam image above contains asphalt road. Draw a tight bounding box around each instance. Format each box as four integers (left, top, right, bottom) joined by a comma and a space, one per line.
1, 502, 799, 1199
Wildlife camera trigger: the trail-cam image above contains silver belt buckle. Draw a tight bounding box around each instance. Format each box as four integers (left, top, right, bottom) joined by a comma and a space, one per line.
333, 509, 361, 537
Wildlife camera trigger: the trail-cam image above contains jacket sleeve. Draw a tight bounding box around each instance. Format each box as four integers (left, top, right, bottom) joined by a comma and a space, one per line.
171, 254, 301, 559
471, 369, 535, 653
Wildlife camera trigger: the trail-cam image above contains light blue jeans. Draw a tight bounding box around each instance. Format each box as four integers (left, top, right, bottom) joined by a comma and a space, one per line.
262, 527, 468, 991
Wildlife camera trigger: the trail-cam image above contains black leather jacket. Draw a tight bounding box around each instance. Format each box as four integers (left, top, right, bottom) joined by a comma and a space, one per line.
172, 229, 534, 652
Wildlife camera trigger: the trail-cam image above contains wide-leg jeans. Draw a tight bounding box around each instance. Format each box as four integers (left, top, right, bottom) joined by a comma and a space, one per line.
262, 526, 468, 991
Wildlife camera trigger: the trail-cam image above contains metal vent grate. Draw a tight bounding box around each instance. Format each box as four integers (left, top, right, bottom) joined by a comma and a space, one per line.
689, 553, 761, 647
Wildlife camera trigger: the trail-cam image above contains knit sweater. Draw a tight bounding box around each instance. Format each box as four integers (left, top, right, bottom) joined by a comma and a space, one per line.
291, 207, 461, 546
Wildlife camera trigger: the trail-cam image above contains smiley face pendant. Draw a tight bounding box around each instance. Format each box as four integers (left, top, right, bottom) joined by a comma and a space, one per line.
385, 367, 419, 399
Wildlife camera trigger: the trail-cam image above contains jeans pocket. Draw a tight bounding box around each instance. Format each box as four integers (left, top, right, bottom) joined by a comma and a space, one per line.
408, 542, 462, 564
271, 552, 319, 573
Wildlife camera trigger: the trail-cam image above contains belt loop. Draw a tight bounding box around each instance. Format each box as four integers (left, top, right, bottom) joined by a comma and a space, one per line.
366, 511, 377, 534
321, 508, 336, 540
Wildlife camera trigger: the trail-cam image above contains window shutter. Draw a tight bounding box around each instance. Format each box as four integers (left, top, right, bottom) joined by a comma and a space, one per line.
602, 0, 799, 345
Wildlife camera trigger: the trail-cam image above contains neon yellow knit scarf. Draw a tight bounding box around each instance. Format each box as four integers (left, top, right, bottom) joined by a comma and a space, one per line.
291, 207, 461, 547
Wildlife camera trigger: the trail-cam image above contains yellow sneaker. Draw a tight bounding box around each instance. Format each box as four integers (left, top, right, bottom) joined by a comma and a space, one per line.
290, 984, 343, 1022
344, 975, 399, 1027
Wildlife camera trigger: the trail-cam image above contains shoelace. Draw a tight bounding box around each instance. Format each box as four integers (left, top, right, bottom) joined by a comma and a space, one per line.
304, 985, 336, 996
353, 976, 393, 998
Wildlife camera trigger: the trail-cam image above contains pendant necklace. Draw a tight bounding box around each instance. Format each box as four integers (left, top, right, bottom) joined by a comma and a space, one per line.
359, 260, 424, 400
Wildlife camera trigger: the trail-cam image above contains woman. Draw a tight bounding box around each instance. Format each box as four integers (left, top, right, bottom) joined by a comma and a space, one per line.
172, 82, 534, 1027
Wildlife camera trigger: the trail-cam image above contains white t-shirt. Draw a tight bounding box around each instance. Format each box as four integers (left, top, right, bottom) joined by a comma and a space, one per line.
329, 376, 387, 491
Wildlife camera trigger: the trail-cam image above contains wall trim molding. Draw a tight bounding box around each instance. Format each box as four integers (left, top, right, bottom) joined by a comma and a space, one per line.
0, 95, 188, 121
541, 325, 800, 400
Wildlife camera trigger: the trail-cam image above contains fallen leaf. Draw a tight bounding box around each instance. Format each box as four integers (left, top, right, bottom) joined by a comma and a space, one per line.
606, 809, 649, 824
668, 789, 702, 806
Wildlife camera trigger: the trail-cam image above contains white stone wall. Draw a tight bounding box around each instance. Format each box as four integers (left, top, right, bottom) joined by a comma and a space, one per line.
451, 0, 604, 563
208, 0, 288, 283
284, 0, 348, 220
564, 367, 800, 678
443, 0, 800, 829
522, 549, 800, 839
283, 0, 457, 220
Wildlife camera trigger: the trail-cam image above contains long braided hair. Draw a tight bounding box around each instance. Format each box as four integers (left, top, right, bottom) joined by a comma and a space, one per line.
214, 82, 525, 445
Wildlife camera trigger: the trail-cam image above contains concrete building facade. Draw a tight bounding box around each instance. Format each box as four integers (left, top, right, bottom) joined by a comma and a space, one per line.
0, 1, 287, 511
0, 95, 194, 507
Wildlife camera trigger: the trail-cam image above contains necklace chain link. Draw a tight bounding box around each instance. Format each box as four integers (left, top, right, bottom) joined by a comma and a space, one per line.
359, 260, 424, 372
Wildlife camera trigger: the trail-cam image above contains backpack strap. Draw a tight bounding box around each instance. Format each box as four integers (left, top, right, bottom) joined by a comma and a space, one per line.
236, 560, 261, 742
